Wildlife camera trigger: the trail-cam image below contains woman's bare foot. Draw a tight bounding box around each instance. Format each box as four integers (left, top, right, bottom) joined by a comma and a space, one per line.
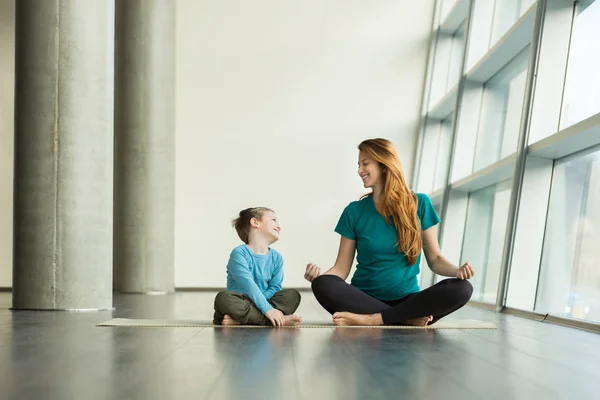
332, 312, 383, 326
283, 315, 303, 326
402, 315, 433, 327
222, 315, 240, 326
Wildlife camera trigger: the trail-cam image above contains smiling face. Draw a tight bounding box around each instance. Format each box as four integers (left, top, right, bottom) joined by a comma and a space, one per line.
253, 211, 281, 243
358, 150, 384, 190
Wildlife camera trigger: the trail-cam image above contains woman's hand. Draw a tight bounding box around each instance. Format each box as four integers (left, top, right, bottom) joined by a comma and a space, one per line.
304, 263, 321, 282
455, 262, 475, 280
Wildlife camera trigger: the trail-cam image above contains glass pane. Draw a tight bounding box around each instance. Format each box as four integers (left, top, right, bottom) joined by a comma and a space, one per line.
440, 0, 460, 22
560, 0, 600, 129
519, 0, 536, 15
447, 23, 466, 91
473, 47, 529, 172
417, 121, 442, 194
466, 0, 536, 72
482, 187, 511, 303
490, 0, 521, 46
466, 0, 495, 71
429, 35, 453, 107
429, 24, 466, 108
536, 147, 600, 323
499, 64, 527, 158
460, 181, 512, 303
433, 117, 453, 191
419, 257, 434, 289
419, 202, 442, 289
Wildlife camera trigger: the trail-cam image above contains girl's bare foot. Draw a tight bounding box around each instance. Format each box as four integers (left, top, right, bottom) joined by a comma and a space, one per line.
222, 315, 240, 326
401, 316, 433, 326
332, 312, 383, 326
283, 315, 303, 326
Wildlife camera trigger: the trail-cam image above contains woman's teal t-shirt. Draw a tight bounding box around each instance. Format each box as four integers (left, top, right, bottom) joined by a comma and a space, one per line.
335, 193, 440, 301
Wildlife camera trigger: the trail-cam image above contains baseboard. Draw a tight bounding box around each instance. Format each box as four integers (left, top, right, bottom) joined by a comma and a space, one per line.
175, 287, 313, 292
175, 287, 225, 292
500, 306, 600, 333
502, 306, 547, 322
467, 300, 496, 311
541, 314, 600, 334
294, 287, 312, 292
0, 287, 311, 293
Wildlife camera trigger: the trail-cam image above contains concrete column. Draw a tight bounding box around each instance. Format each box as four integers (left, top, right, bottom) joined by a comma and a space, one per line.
13, 0, 115, 310
114, 0, 176, 293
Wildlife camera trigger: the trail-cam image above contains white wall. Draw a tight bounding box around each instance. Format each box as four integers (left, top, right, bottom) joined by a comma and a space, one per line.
175, 0, 434, 287
0, 0, 434, 289
0, 0, 14, 288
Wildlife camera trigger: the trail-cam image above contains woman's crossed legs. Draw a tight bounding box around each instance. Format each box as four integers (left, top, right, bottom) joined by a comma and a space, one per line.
311, 274, 473, 326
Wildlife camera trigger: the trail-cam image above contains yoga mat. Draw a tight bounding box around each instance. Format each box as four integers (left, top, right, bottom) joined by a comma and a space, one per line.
96, 318, 496, 329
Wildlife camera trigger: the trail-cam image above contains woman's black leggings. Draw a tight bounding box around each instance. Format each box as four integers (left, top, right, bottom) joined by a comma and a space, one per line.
311, 275, 473, 325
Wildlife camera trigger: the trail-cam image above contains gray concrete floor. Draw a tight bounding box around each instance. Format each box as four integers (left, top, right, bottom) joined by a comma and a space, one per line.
1, 291, 599, 400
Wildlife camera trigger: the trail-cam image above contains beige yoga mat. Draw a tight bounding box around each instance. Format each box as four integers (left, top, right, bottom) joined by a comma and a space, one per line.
96, 318, 496, 329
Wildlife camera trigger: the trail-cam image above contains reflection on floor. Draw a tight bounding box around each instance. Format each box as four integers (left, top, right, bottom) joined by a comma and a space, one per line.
1, 291, 599, 399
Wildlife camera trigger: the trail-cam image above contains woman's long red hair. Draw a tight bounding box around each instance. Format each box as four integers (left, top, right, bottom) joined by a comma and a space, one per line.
359, 138, 421, 265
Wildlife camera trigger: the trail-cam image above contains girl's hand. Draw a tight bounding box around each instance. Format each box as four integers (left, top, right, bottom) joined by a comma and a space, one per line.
265, 309, 285, 327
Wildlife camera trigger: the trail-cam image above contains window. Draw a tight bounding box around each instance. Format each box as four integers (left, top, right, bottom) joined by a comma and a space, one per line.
440, 0, 460, 22
433, 117, 453, 191
459, 181, 512, 303
535, 148, 600, 323
417, 116, 454, 194
560, 0, 600, 129
417, 121, 442, 194
419, 202, 443, 289
491, 0, 522, 45
414, 0, 600, 330
473, 48, 528, 172
419, 249, 435, 289
466, 0, 536, 71
447, 23, 466, 92
490, 0, 536, 46
429, 23, 466, 108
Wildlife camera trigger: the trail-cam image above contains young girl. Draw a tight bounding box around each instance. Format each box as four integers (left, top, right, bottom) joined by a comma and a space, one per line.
304, 138, 474, 326
214, 207, 303, 327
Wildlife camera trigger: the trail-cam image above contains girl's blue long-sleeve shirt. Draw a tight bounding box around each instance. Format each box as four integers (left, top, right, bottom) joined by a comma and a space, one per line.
226, 244, 284, 314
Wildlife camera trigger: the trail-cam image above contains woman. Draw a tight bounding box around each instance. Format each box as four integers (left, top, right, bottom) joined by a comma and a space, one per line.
305, 138, 474, 326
